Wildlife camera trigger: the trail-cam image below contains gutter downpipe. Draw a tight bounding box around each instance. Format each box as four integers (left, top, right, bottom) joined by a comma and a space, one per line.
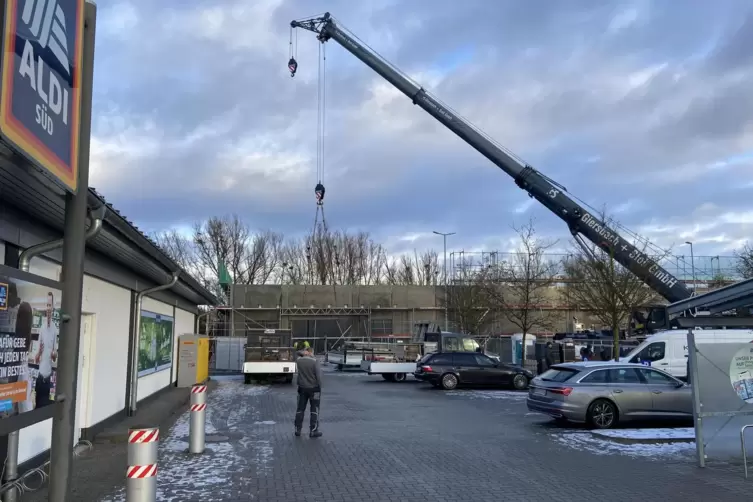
18, 205, 106, 273
128, 271, 180, 416
3, 206, 105, 502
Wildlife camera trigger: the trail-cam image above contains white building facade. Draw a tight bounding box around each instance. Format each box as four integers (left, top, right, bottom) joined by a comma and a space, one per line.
0, 173, 216, 468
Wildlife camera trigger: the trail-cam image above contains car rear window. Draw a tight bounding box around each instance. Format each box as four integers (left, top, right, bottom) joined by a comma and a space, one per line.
539, 367, 579, 382
419, 353, 434, 364
429, 354, 453, 365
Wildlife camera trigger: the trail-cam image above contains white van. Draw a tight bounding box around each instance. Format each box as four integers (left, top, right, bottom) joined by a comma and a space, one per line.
621, 329, 753, 379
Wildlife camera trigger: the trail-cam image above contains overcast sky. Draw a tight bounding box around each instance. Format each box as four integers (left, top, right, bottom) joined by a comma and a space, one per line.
90, 0, 753, 269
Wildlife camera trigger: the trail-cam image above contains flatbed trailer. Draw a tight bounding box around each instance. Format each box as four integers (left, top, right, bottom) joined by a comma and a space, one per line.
326, 349, 363, 369
360, 360, 418, 382
360, 328, 481, 382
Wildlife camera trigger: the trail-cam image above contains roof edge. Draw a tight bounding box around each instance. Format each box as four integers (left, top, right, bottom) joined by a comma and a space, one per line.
87, 188, 218, 305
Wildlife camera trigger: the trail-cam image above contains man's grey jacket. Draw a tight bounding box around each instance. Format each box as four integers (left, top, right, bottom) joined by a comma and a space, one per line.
296, 355, 323, 391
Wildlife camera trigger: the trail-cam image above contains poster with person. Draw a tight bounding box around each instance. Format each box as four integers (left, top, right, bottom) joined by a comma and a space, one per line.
137, 310, 174, 377
0, 271, 61, 419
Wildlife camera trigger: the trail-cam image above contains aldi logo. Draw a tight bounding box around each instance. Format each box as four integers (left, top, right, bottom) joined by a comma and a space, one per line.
0, 0, 85, 192
0, 282, 7, 310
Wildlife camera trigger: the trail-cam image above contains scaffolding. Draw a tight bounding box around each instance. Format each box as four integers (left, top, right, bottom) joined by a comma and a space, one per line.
449, 251, 740, 284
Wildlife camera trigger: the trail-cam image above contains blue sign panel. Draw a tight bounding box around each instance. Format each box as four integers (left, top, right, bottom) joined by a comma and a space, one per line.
0, 282, 6, 310
0, 0, 85, 192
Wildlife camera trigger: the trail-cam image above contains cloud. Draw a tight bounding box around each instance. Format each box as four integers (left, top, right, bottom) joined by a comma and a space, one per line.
89, 0, 753, 275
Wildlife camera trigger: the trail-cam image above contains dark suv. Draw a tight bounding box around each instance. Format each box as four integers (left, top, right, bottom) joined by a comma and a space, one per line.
414, 352, 533, 390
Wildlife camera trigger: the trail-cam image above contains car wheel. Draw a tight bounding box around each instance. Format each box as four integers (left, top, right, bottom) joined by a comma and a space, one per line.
244, 374, 252, 385
512, 374, 529, 390
587, 399, 617, 429
394, 373, 407, 382
440, 373, 458, 390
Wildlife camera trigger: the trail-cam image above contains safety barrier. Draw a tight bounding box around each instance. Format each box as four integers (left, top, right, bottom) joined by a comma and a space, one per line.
126, 427, 159, 502
189, 384, 207, 454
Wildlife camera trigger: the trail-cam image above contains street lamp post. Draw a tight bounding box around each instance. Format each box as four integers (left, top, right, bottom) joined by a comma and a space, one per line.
685, 241, 696, 292
433, 231, 456, 331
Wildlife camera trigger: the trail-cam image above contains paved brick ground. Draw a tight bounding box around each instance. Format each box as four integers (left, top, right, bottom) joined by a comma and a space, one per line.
25, 367, 753, 501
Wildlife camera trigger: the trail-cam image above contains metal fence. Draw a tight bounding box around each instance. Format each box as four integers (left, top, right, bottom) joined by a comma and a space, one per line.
688, 331, 753, 469
450, 251, 741, 282
208, 337, 245, 375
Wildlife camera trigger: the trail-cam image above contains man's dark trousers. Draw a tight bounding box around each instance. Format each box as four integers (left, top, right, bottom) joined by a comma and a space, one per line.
35, 374, 52, 409
295, 387, 320, 432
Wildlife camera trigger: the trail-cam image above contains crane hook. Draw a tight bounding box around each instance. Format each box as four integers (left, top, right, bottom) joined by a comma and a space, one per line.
315, 182, 325, 205
288, 57, 298, 77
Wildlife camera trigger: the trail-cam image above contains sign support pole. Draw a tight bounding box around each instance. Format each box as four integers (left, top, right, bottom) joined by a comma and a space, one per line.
47, 3, 97, 501
687, 329, 706, 468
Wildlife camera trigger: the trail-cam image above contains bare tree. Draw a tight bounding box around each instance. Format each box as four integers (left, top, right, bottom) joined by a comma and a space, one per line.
150, 229, 198, 274
280, 238, 308, 285
192, 215, 250, 285
481, 219, 560, 362
361, 238, 387, 285
562, 237, 662, 359
306, 226, 337, 284
440, 264, 493, 334
245, 230, 284, 284
383, 251, 439, 285
735, 242, 753, 279
416, 250, 440, 286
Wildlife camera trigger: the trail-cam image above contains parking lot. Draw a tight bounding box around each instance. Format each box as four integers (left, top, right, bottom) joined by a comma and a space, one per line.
100, 365, 753, 502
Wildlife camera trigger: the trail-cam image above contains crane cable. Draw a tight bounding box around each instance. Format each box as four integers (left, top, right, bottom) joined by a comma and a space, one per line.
288, 26, 298, 76
305, 40, 340, 284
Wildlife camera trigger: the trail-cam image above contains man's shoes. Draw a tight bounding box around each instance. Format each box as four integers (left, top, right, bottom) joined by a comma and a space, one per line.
309, 430, 322, 438
294, 428, 301, 437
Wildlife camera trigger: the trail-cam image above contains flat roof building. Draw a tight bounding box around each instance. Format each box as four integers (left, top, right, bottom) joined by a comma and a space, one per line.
1, 158, 216, 469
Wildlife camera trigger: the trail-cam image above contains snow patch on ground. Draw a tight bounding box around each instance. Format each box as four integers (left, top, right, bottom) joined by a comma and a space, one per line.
591, 428, 695, 441
445, 390, 528, 400
550, 431, 695, 460
100, 381, 271, 502
254, 420, 276, 425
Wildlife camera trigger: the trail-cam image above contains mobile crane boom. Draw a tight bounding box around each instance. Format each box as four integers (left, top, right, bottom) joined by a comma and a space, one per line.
291, 13, 693, 304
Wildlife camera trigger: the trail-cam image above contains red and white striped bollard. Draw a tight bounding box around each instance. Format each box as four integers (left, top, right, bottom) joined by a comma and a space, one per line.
189, 384, 207, 454
126, 427, 159, 502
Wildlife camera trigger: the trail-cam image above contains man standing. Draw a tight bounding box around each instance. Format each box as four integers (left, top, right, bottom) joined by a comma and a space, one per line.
294, 347, 323, 438
34, 292, 57, 408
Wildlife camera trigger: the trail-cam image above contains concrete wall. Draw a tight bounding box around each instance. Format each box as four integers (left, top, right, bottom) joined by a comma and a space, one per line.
228, 284, 608, 336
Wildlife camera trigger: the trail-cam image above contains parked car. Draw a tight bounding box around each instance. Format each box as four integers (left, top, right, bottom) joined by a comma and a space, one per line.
414, 352, 534, 390
526, 362, 692, 429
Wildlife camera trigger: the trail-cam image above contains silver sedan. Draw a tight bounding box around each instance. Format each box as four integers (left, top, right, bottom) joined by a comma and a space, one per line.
526, 362, 692, 429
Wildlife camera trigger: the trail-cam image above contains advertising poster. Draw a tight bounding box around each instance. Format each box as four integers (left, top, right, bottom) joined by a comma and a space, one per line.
0, 272, 61, 419
137, 310, 174, 377
730, 346, 753, 404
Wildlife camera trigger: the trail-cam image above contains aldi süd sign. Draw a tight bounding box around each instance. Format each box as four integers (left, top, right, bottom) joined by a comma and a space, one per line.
0, 0, 85, 193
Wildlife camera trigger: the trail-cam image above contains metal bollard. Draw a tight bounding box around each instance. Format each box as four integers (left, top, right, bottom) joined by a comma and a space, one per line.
189, 384, 207, 454
126, 427, 159, 502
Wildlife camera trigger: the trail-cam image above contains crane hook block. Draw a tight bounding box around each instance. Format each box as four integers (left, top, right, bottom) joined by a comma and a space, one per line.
315, 183, 325, 203
288, 57, 298, 77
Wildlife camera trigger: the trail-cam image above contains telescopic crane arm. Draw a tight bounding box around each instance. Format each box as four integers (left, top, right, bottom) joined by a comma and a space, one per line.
291, 13, 693, 305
